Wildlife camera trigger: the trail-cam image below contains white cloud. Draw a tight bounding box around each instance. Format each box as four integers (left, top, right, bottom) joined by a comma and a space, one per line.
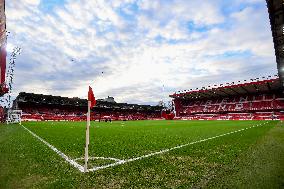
137, 0, 160, 10
21, 0, 40, 6
171, 0, 225, 25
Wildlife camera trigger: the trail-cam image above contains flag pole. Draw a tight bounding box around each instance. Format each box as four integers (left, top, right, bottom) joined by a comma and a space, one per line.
84, 100, 91, 172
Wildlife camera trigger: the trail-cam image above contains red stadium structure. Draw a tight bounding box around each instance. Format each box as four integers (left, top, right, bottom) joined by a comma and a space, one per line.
0, 0, 8, 96
13, 92, 163, 121
170, 76, 284, 120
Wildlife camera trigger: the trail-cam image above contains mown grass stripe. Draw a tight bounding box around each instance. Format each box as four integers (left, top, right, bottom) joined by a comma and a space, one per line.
20, 124, 84, 172
20, 121, 270, 173
89, 122, 269, 172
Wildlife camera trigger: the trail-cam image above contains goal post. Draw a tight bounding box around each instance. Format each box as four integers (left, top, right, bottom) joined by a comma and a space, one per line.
6, 109, 22, 124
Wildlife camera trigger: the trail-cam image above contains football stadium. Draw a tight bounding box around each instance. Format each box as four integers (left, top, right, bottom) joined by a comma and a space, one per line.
1, 0, 284, 188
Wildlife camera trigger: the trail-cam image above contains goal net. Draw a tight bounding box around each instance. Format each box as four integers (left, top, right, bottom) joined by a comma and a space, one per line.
6, 109, 22, 124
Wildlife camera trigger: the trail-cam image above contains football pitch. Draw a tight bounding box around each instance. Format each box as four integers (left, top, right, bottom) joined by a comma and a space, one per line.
1, 120, 284, 188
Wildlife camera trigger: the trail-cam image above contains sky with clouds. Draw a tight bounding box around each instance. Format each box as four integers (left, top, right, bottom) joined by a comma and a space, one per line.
4, 0, 276, 105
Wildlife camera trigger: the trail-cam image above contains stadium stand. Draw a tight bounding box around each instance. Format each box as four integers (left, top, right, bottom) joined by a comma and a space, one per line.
13, 92, 163, 121
170, 77, 284, 120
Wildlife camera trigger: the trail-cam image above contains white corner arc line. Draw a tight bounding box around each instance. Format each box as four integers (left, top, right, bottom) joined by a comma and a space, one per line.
21, 124, 84, 172
89, 121, 270, 172
74, 156, 123, 162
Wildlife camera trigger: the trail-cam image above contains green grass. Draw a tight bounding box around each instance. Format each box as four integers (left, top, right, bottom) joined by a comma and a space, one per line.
0, 120, 283, 188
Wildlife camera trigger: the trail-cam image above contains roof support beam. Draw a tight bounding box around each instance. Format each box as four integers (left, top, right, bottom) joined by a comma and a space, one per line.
219, 89, 230, 96
207, 90, 219, 98
253, 84, 259, 93
267, 82, 272, 91
228, 88, 240, 95
199, 92, 212, 99
240, 86, 250, 93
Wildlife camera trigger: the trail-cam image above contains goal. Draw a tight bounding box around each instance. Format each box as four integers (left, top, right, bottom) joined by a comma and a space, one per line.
6, 109, 22, 124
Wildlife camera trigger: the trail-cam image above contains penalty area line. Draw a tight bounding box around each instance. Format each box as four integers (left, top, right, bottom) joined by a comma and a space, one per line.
89, 121, 270, 172
20, 124, 84, 173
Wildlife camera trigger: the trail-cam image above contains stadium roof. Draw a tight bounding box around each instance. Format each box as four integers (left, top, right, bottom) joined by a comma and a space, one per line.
170, 77, 283, 100
266, 0, 284, 86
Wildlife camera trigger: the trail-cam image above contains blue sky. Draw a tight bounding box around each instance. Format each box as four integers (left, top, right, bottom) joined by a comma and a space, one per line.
4, 0, 276, 105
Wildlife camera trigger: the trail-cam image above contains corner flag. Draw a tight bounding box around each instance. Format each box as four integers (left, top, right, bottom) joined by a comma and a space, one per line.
85, 86, 96, 172
88, 86, 96, 108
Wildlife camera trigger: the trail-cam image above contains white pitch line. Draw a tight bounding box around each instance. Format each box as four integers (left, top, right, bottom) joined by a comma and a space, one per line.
74, 156, 123, 162
21, 124, 84, 172
88, 121, 270, 172
20, 121, 271, 173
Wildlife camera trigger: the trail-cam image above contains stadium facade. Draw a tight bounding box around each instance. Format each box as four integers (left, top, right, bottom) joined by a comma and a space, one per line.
13, 92, 163, 121
171, 76, 284, 120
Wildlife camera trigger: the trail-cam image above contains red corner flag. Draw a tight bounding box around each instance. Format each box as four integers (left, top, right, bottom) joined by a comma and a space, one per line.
85, 86, 96, 172
88, 86, 96, 108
